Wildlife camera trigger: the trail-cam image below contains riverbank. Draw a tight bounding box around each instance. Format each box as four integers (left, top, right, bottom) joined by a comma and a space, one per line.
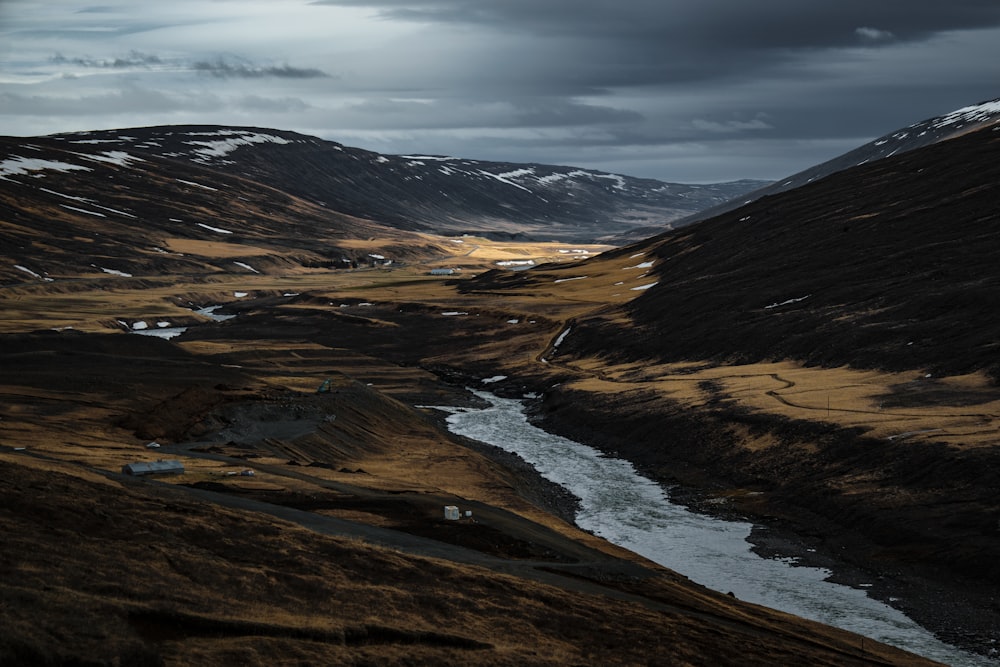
521, 385, 1000, 662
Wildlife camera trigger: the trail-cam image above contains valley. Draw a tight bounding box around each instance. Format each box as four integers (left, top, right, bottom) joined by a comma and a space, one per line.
2, 116, 1000, 665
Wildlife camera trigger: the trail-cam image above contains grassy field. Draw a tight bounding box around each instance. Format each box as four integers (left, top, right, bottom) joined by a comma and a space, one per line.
0, 234, 951, 665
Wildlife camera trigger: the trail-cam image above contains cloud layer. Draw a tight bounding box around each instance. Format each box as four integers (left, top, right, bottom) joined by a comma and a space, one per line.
1, 0, 998, 182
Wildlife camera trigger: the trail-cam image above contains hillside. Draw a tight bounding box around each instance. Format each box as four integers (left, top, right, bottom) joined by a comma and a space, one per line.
615, 97, 1000, 240
20, 125, 765, 243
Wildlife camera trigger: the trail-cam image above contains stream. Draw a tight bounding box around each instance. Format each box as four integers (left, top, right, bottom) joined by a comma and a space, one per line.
433, 389, 993, 667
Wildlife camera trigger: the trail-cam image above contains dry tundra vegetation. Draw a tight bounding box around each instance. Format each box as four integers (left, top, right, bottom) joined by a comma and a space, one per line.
2, 124, 999, 664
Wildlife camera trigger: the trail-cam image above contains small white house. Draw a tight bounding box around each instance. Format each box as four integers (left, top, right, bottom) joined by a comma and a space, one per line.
122, 459, 184, 476
443, 505, 460, 520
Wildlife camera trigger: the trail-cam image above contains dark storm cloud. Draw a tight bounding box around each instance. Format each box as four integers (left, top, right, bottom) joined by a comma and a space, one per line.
193, 59, 331, 79
51, 50, 162, 68
3, 1, 998, 182
315, 0, 1000, 87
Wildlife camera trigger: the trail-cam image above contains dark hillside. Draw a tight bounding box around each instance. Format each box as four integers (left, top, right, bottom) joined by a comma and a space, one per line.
36, 126, 766, 243
567, 124, 1000, 381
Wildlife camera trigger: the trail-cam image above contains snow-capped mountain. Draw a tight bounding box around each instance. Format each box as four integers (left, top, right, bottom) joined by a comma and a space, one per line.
40, 126, 767, 243
667, 98, 1000, 230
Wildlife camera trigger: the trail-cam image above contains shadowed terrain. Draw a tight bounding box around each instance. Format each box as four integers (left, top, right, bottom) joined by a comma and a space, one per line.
3, 115, 999, 664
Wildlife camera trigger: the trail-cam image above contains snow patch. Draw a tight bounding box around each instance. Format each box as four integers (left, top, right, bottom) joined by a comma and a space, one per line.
176, 178, 218, 191
60, 204, 106, 217
100, 267, 132, 277
183, 130, 293, 162
233, 261, 259, 274
764, 295, 811, 310
77, 151, 143, 167
554, 276, 587, 283
0, 156, 91, 180
631, 282, 658, 291
478, 169, 532, 193
197, 222, 233, 234
14, 264, 53, 281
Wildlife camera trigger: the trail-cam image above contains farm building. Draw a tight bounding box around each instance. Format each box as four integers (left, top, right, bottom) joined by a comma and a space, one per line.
121, 459, 185, 476
429, 268, 456, 276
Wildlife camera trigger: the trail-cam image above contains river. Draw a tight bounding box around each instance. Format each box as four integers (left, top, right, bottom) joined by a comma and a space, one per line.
432, 389, 993, 667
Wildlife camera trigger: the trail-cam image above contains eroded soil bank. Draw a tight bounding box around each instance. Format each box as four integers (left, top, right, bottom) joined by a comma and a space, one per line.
520, 382, 1000, 660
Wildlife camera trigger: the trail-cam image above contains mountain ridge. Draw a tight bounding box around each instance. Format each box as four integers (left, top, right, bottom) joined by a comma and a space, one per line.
34, 124, 767, 243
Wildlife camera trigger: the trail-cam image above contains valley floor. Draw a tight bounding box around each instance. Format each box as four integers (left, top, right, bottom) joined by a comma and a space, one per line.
1, 248, 995, 664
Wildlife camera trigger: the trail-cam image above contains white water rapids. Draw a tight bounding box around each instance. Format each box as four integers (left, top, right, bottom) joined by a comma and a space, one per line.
432, 389, 993, 666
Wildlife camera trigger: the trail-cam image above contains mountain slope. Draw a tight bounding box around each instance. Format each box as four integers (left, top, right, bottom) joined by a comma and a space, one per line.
572, 122, 1000, 380
0, 133, 445, 284
34, 125, 766, 242
659, 97, 1000, 232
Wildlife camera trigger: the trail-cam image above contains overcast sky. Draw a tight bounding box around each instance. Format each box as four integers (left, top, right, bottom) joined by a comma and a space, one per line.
2, 1, 999, 183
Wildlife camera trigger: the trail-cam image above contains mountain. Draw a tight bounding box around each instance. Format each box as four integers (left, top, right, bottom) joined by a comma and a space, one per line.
0, 132, 443, 285
27, 125, 766, 243
637, 97, 1000, 235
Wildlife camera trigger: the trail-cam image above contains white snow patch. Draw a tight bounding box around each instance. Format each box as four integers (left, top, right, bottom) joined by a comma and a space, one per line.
197, 222, 233, 234
497, 168, 535, 179
131, 321, 148, 330
233, 291, 248, 298
537, 172, 570, 185
441, 311, 469, 316
233, 261, 259, 274
552, 327, 572, 348
133, 326, 187, 340
176, 178, 218, 191
0, 156, 91, 180
624, 261, 654, 270
554, 276, 587, 283
100, 267, 132, 277
478, 169, 532, 192
14, 264, 52, 281
764, 295, 811, 310
630, 253, 645, 259
481, 375, 507, 384
157, 321, 171, 328
183, 131, 293, 162
400, 154, 454, 161
592, 173, 627, 190
77, 151, 143, 167
61, 204, 106, 217
496, 260, 535, 267
507, 319, 520, 324
631, 282, 658, 291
